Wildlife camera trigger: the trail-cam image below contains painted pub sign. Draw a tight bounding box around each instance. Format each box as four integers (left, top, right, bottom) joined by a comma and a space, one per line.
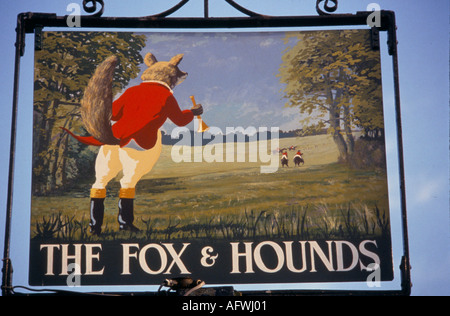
29, 29, 393, 286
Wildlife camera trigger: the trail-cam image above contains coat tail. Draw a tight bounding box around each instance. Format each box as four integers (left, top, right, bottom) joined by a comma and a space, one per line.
61, 128, 105, 146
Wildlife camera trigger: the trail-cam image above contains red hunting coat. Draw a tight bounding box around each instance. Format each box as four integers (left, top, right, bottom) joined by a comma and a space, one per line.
66, 82, 194, 150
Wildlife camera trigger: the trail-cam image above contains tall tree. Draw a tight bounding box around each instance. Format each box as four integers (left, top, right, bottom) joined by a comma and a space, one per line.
278, 30, 384, 161
33, 32, 146, 195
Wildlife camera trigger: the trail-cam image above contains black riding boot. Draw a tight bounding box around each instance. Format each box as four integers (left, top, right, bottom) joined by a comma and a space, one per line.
90, 198, 104, 235
118, 198, 140, 232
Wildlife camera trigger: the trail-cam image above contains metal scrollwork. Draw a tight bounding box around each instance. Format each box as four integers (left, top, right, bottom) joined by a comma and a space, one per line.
316, 0, 338, 16
79, 0, 329, 19
149, 0, 190, 18
149, 0, 264, 19
224, 0, 265, 17
82, 0, 105, 17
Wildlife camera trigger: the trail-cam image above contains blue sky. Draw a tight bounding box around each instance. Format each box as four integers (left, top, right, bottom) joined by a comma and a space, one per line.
136, 31, 305, 132
0, 0, 448, 296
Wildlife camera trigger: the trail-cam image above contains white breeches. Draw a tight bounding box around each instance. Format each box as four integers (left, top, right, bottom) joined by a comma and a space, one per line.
92, 130, 162, 190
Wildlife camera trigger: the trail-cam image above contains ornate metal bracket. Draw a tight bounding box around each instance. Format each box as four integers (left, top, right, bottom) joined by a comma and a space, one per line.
316, 0, 338, 15
147, 0, 190, 18
80, 0, 341, 18
77, 0, 344, 19
222, 0, 265, 17
82, 0, 104, 17
80, 0, 268, 18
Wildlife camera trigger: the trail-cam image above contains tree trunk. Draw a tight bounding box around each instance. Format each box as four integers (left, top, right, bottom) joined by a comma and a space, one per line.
61, 134, 69, 191
49, 130, 65, 193
327, 82, 348, 161
343, 104, 355, 155
34, 99, 59, 195
329, 106, 348, 162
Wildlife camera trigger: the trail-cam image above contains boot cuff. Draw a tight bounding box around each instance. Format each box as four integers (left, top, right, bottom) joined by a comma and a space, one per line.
91, 188, 106, 199
119, 188, 136, 199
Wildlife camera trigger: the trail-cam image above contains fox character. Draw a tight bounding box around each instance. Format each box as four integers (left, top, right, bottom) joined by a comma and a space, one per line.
64, 53, 203, 235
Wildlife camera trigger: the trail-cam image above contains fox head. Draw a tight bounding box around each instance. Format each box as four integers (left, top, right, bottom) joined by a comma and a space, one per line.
141, 52, 188, 89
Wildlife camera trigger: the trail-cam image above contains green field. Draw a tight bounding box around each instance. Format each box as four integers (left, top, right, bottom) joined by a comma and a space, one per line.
31, 134, 390, 241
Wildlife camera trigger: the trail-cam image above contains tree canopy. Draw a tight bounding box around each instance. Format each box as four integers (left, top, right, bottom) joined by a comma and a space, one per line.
278, 30, 384, 161
33, 32, 146, 195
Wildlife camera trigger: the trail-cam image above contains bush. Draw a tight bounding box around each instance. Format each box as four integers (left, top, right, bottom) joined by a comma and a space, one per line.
347, 138, 386, 170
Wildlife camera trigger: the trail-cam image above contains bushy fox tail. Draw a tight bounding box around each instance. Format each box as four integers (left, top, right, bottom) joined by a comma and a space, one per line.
80, 55, 120, 145
64, 56, 120, 146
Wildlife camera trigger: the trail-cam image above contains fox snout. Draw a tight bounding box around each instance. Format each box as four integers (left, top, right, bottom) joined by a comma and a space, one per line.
176, 71, 188, 86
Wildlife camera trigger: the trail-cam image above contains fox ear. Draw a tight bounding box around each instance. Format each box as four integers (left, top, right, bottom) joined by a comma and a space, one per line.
144, 53, 158, 67
169, 54, 184, 66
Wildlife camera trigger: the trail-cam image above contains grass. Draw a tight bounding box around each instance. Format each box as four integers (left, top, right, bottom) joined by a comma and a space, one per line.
32, 203, 390, 242
31, 134, 391, 242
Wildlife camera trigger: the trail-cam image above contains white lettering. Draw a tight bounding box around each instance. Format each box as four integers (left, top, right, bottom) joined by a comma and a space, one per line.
139, 244, 167, 275
335, 240, 359, 272
171, 127, 191, 163
66, 263, 81, 287
170, 125, 279, 173
230, 240, 381, 274
40, 244, 60, 276
231, 242, 254, 273
284, 241, 307, 273
366, 263, 381, 288
66, 3, 81, 28
121, 243, 139, 275
309, 241, 335, 272
259, 127, 280, 173
183, 301, 217, 313
359, 240, 381, 270
202, 127, 224, 163
84, 244, 105, 275
367, 3, 381, 27
60, 244, 82, 275
254, 241, 285, 273
163, 243, 191, 274
226, 301, 267, 312
122, 243, 191, 275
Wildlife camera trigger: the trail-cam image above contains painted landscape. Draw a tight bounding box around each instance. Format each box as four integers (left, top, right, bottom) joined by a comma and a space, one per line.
31, 30, 390, 243
31, 132, 390, 242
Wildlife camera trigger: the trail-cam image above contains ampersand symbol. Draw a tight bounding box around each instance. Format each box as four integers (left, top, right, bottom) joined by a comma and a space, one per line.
200, 246, 219, 267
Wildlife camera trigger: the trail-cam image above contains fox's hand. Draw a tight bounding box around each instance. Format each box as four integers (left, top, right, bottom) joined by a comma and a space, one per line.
191, 104, 203, 116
